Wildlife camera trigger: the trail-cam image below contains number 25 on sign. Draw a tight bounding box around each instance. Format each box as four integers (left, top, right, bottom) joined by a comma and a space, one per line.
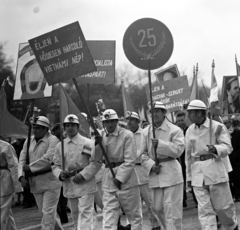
123, 18, 174, 70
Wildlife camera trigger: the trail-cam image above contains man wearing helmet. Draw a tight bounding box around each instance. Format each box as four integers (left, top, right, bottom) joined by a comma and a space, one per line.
185, 100, 239, 230
95, 109, 142, 230
140, 101, 184, 230
52, 114, 101, 230
18, 116, 63, 230
126, 111, 160, 230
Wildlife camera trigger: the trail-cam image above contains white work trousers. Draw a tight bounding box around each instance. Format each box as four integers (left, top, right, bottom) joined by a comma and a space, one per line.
0, 194, 17, 230
151, 183, 183, 230
68, 193, 94, 230
34, 188, 63, 230
102, 186, 142, 230
193, 182, 238, 230
139, 183, 160, 228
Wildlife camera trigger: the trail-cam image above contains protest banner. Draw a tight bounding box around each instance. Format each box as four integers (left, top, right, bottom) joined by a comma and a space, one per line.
28, 21, 97, 85
146, 76, 190, 113
77, 41, 115, 84
154, 64, 180, 82
221, 75, 240, 115
14, 43, 52, 100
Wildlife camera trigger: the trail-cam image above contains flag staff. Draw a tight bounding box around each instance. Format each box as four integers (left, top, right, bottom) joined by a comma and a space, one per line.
59, 83, 65, 171
209, 60, 215, 145
72, 78, 116, 183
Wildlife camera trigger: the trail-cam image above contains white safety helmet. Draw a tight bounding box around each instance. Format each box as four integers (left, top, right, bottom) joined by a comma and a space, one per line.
102, 109, 119, 121
148, 101, 167, 113
187, 100, 207, 111
64, 114, 80, 124
81, 112, 87, 119
31, 116, 50, 128
125, 111, 140, 121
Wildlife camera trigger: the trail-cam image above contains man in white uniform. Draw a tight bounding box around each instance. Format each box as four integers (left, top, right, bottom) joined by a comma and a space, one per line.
95, 109, 142, 230
19, 116, 63, 230
0, 140, 22, 230
185, 100, 239, 230
126, 111, 160, 230
140, 101, 184, 230
53, 114, 101, 230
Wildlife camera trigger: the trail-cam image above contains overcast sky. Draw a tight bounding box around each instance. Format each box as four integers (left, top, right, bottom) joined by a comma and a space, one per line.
1, 0, 240, 88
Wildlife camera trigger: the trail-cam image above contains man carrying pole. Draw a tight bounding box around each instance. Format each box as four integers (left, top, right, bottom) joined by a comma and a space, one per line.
53, 114, 102, 230
95, 109, 142, 230
18, 116, 63, 230
185, 99, 239, 230
140, 101, 184, 230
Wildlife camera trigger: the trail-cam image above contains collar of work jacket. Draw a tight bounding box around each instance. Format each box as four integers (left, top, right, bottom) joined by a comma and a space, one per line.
151, 118, 168, 131
135, 127, 142, 134
66, 133, 79, 144
193, 117, 209, 129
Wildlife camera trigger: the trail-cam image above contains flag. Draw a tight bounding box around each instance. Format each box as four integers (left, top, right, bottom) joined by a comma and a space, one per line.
0, 87, 28, 138
121, 81, 135, 115
209, 61, 221, 116
59, 84, 90, 137
236, 56, 240, 87
6, 76, 14, 87
82, 145, 92, 157
138, 106, 146, 122
189, 65, 199, 101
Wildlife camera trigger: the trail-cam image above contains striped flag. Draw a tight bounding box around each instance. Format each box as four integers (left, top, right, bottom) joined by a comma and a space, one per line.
82, 145, 92, 157
121, 79, 135, 115
209, 60, 221, 115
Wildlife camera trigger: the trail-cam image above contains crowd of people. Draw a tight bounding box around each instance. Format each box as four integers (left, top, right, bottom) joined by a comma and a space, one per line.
1, 99, 240, 230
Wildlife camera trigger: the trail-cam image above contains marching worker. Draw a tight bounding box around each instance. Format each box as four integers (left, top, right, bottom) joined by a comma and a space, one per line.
125, 111, 160, 230
0, 140, 22, 230
95, 109, 142, 230
140, 101, 184, 230
53, 114, 101, 230
18, 116, 63, 230
185, 100, 239, 230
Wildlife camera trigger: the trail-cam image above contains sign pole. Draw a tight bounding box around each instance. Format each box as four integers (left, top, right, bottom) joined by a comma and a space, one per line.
59, 83, 65, 171
72, 78, 116, 179
147, 60, 159, 165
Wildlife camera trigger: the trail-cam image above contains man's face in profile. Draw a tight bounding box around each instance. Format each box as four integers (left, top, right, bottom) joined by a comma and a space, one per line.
228, 80, 239, 101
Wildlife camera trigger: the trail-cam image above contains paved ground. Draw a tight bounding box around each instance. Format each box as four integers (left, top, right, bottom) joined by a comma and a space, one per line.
12, 192, 240, 230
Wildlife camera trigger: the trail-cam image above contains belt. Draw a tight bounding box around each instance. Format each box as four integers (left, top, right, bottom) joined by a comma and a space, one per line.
158, 157, 175, 163
29, 168, 52, 177
194, 154, 215, 162
135, 163, 141, 166
105, 162, 124, 168
0, 166, 8, 170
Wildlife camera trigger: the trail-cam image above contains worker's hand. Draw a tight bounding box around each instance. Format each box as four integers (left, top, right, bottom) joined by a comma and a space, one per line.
113, 178, 122, 190
20, 177, 29, 189
187, 181, 192, 187
151, 164, 161, 174
59, 171, 69, 181
151, 138, 159, 148
206, 145, 217, 156
73, 174, 85, 184
23, 165, 31, 173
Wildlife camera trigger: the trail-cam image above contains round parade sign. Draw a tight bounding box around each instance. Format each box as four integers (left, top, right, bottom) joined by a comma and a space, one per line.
123, 18, 174, 70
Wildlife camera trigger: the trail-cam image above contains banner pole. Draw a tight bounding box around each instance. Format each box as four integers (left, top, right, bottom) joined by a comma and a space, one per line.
59, 83, 65, 171
147, 60, 159, 165
72, 78, 116, 179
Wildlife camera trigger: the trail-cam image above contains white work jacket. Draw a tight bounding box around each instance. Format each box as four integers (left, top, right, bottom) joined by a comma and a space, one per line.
0, 140, 22, 197
53, 133, 101, 198
140, 118, 184, 188
185, 118, 233, 187
134, 127, 148, 185
95, 126, 138, 192
18, 132, 61, 193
